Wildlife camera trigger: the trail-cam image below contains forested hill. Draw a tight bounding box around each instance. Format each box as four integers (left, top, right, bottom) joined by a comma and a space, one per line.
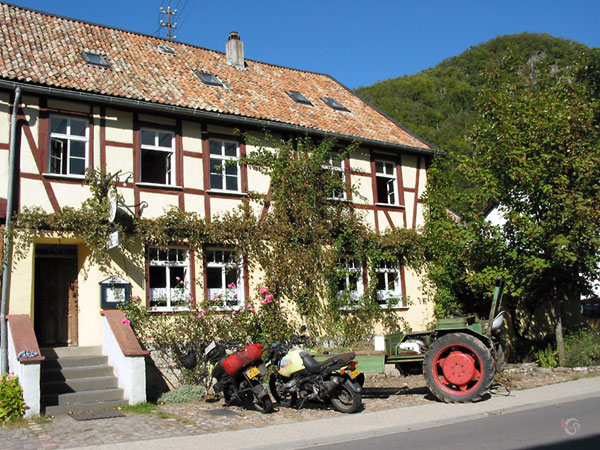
355, 33, 589, 162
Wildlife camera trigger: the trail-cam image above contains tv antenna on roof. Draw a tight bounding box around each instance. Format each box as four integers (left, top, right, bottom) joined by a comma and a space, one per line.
160, 6, 177, 40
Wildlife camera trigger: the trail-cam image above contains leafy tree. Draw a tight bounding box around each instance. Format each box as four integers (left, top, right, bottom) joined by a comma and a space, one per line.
424, 52, 600, 362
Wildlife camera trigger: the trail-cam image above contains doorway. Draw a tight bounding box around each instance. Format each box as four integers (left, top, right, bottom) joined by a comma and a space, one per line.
34, 244, 79, 347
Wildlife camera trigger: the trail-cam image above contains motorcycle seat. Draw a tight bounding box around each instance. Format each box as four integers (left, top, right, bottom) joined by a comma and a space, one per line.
300, 351, 356, 374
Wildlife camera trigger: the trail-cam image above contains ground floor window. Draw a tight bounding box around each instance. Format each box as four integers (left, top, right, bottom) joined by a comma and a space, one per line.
205, 247, 244, 309
375, 260, 403, 307
148, 246, 190, 311
336, 258, 364, 306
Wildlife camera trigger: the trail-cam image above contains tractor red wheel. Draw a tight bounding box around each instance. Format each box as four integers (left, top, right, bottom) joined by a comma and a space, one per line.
423, 333, 495, 403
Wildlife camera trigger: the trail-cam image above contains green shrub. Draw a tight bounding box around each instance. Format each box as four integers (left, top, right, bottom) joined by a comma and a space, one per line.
565, 328, 600, 367
158, 385, 207, 404
0, 373, 27, 423
536, 345, 557, 369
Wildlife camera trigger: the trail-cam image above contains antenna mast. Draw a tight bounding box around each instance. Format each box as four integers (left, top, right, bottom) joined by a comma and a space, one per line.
160, 6, 178, 40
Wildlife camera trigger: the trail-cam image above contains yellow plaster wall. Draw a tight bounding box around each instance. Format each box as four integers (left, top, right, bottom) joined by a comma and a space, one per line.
352, 175, 373, 206
184, 193, 205, 217
210, 197, 244, 217
8, 249, 35, 317
0, 152, 7, 199
104, 108, 133, 144
47, 99, 90, 114
20, 178, 53, 212
19, 99, 41, 175
183, 155, 204, 190
414, 202, 425, 228
404, 192, 415, 229
92, 108, 102, 169
52, 182, 91, 209
0, 91, 10, 144
247, 166, 270, 195
418, 157, 427, 194
105, 145, 134, 175
403, 268, 435, 330
0, 92, 9, 199
181, 121, 203, 153
401, 155, 418, 189
139, 191, 181, 218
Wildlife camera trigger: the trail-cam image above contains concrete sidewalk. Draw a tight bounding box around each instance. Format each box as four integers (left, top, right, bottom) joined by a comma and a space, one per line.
78, 376, 600, 450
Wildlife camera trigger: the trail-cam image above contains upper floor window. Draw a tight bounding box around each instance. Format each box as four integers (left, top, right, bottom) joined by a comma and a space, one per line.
375, 160, 397, 205
205, 248, 244, 309
375, 260, 403, 307
148, 246, 190, 311
323, 153, 346, 200
141, 129, 175, 185
49, 116, 89, 176
209, 139, 240, 192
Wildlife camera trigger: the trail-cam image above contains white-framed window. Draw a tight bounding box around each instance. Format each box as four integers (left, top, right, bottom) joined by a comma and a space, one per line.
209, 139, 240, 192
140, 129, 175, 185
148, 246, 190, 311
375, 160, 398, 205
375, 260, 403, 307
49, 115, 89, 176
336, 258, 364, 304
205, 247, 244, 309
323, 152, 346, 200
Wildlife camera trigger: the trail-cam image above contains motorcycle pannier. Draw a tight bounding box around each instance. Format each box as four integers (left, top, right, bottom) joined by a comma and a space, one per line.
223, 343, 264, 375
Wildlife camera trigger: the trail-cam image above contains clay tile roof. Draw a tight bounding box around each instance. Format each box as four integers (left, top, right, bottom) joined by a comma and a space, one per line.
0, 3, 432, 152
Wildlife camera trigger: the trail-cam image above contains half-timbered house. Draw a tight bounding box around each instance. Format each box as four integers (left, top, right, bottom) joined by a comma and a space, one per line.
0, 3, 436, 413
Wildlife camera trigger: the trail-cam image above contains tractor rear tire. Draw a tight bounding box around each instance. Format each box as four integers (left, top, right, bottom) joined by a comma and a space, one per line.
424, 333, 495, 403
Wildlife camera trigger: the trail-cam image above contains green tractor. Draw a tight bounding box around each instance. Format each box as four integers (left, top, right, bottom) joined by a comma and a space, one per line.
384, 278, 506, 403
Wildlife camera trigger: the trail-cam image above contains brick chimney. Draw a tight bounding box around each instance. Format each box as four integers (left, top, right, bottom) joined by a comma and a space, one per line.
226, 31, 245, 70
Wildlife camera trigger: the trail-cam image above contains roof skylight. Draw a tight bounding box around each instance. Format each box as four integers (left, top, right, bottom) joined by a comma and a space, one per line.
157, 44, 177, 56
81, 51, 110, 68
286, 90, 313, 106
195, 71, 225, 87
321, 97, 349, 112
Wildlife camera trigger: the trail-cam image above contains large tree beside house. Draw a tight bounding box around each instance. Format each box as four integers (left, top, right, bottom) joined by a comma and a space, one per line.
423, 51, 600, 361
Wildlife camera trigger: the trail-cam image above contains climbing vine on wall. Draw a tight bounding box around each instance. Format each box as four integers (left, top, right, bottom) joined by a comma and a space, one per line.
3, 134, 425, 345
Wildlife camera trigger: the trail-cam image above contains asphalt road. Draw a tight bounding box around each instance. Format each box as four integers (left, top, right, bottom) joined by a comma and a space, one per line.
306, 397, 600, 450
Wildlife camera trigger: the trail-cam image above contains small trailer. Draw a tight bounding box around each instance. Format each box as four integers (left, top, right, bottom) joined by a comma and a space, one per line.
383, 278, 506, 403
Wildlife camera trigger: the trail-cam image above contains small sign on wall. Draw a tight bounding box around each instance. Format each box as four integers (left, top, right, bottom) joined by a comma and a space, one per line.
100, 276, 131, 308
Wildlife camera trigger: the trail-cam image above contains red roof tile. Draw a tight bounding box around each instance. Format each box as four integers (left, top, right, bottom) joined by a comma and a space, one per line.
0, 3, 432, 151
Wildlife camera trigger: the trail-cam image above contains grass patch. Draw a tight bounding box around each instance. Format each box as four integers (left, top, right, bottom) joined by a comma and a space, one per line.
571, 371, 600, 381
117, 402, 157, 414
1, 417, 28, 428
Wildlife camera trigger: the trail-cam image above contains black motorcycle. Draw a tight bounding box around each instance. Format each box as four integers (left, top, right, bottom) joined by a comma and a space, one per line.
204, 341, 274, 413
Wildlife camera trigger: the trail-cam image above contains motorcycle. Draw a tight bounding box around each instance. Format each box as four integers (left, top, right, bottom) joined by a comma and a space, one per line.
204, 340, 274, 413
268, 335, 363, 413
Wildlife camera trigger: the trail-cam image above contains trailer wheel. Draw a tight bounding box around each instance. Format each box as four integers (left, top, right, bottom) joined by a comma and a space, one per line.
424, 333, 495, 403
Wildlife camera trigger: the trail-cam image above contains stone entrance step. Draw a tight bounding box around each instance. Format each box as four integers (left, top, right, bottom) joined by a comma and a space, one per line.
40, 346, 127, 415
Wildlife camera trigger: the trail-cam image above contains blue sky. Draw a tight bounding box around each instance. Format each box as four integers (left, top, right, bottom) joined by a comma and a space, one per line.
6, 0, 600, 89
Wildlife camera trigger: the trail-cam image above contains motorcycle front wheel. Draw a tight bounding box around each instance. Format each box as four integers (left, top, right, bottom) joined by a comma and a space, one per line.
269, 374, 297, 408
330, 382, 361, 413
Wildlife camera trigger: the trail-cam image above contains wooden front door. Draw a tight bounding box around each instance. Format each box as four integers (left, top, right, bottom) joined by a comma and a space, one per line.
34, 244, 79, 347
